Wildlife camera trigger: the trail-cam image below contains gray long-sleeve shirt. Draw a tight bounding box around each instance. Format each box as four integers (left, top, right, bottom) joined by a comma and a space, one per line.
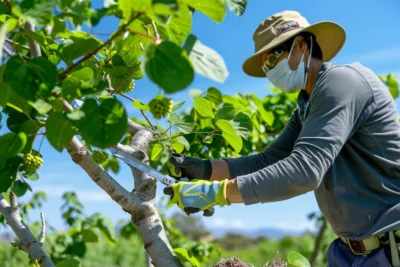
224, 62, 400, 240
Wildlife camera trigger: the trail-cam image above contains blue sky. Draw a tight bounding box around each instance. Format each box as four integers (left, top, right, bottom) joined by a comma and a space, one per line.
2, 0, 400, 235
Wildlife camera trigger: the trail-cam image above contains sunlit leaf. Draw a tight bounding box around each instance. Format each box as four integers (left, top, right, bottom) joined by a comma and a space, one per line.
226, 0, 247, 16
46, 112, 76, 152
194, 97, 214, 118
181, 0, 225, 23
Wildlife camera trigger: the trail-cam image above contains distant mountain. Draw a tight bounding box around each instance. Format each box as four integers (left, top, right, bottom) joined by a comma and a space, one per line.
207, 226, 307, 239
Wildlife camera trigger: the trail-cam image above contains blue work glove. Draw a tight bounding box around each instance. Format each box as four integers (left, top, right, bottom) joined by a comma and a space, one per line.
163, 179, 230, 216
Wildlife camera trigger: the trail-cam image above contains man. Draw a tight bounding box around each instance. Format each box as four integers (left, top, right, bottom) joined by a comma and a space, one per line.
163, 10, 400, 266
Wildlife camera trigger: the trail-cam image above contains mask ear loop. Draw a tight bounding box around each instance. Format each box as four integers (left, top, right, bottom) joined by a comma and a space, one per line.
302, 35, 313, 90
288, 39, 304, 70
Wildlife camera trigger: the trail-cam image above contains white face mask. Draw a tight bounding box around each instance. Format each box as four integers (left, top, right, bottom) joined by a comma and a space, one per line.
266, 36, 313, 92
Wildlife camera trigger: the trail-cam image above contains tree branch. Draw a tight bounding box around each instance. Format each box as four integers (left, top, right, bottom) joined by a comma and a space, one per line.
5, 38, 30, 50
24, 21, 41, 57
0, 193, 55, 267
38, 212, 45, 246
310, 219, 327, 267
59, 13, 141, 80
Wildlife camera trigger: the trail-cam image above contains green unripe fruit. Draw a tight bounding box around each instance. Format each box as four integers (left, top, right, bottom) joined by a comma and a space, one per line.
92, 150, 109, 164
148, 96, 173, 119
23, 152, 43, 173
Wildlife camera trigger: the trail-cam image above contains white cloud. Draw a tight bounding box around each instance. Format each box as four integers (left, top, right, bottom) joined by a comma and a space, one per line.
271, 220, 315, 232
232, 220, 244, 228
342, 46, 400, 64
213, 218, 226, 227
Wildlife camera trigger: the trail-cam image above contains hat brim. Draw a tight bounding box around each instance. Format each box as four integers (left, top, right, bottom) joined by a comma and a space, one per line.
242, 21, 346, 77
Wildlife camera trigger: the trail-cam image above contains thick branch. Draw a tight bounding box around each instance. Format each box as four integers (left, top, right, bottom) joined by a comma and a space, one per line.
0, 193, 54, 267
59, 13, 140, 80
24, 22, 41, 57
39, 213, 45, 246
65, 137, 136, 212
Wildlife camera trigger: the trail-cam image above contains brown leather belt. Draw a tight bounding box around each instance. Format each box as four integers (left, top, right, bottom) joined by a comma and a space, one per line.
340, 236, 381, 255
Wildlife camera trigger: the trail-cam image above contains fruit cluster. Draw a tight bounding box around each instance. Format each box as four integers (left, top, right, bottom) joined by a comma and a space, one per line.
92, 150, 109, 164
148, 95, 173, 119
23, 152, 43, 173
126, 80, 135, 93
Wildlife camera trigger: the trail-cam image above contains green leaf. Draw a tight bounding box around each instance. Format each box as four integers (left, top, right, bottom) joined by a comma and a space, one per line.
172, 136, 189, 153
205, 87, 222, 105
71, 241, 86, 257
81, 229, 99, 243
144, 41, 194, 93
102, 64, 142, 93
22, 2, 53, 25
12, 180, 29, 197
287, 251, 311, 267
184, 35, 228, 83
172, 101, 185, 112
215, 106, 236, 122
56, 258, 81, 267
0, 133, 27, 168
151, 143, 163, 160
97, 216, 116, 243
386, 74, 399, 99
0, 20, 9, 54
0, 156, 23, 193
29, 99, 53, 115
4, 56, 57, 102
70, 98, 127, 149
194, 97, 214, 118
25, 172, 39, 181
101, 156, 120, 174
46, 112, 76, 152
216, 119, 242, 153
0, 15, 18, 33
166, 4, 192, 45
181, 0, 225, 22
232, 111, 252, 138
168, 113, 194, 134
174, 247, 200, 267
132, 99, 150, 111
59, 32, 102, 65
202, 134, 213, 144
226, 0, 247, 15
252, 94, 275, 126
119, 0, 151, 21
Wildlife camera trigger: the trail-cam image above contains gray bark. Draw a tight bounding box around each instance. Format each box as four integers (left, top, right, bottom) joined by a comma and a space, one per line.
0, 193, 55, 267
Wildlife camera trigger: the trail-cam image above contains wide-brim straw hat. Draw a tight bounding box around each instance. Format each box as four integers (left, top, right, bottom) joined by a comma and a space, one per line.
242, 10, 346, 77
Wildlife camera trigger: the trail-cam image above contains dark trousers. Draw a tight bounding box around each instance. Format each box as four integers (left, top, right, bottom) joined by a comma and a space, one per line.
327, 238, 394, 266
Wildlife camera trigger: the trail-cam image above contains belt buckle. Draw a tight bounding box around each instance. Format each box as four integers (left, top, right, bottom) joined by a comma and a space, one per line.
345, 238, 372, 256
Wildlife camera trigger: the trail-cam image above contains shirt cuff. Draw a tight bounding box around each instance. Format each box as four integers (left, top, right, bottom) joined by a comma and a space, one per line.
236, 174, 260, 205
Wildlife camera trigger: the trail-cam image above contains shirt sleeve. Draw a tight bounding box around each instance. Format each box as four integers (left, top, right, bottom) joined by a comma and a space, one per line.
223, 109, 301, 178
236, 66, 375, 205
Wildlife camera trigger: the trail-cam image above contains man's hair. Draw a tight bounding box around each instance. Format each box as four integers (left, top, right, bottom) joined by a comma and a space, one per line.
278, 32, 323, 60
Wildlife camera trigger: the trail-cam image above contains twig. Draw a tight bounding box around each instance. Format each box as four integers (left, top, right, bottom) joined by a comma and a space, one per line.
59, 13, 141, 81
128, 29, 157, 42
5, 38, 30, 50
310, 219, 327, 267
3, 46, 12, 57
119, 93, 156, 131
38, 212, 45, 246
38, 134, 46, 152
151, 20, 161, 44
0, 193, 55, 267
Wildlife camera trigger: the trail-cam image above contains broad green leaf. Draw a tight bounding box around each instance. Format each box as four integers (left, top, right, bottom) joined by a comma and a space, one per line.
97, 216, 116, 243
144, 41, 194, 93
22, 1, 53, 25
194, 97, 214, 118
4, 56, 57, 102
174, 247, 200, 267
0, 133, 27, 168
56, 258, 81, 267
81, 229, 99, 242
59, 32, 102, 65
0, 156, 23, 193
181, 0, 225, 23
101, 156, 120, 174
102, 64, 142, 93
216, 119, 242, 153
12, 180, 29, 197
119, 0, 151, 21
386, 74, 399, 99
252, 94, 275, 126
151, 143, 163, 160
205, 87, 222, 105
29, 99, 53, 115
166, 4, 192, 45
70, 98, 127, 149
52, 99, 65, 112
51, 15, 66, 37
233, 111, 253, 138
172, 101, 185, 111
287, 251, 311, 267
168, 113, 194, 134
226, 0, 247, 15
132, 100, 150, 111
215, 106, 236, 122
172, 136, 189, 153
25, 172, 39, 181
0, 15, 18, 33
71, 241, 86, 257
184, 35, 229, 83
46, 112, 76, 152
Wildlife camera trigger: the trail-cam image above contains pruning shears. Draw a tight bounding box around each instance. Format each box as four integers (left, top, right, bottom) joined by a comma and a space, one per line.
108, 147, 215, 217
